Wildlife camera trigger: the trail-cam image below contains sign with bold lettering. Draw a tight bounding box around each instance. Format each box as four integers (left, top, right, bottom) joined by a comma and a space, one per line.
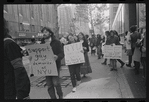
103, 45, 122, 59
25, 44, 58, 76
64, 42, 85, 65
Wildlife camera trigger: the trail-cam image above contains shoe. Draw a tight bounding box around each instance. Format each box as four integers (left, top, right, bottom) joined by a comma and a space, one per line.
72, 87, 76, 92
98, 57, 101, 59
126, 64, 131, 67
102, 62, 107, 65
121, 63, 125, 68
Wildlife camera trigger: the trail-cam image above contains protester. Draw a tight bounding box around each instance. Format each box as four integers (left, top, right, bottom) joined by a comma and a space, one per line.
129, 25, 141, 74
109, 30, 120, 71
89, 34, 97, 55
41, 27, 64, 99
96, 34, 102, 59
66, 33, 82, 92
102, 31, 111, 65
4, 18, 30, 99
78, 32, 92, 77
125, 31, 133, 67
113, 30, 125, 68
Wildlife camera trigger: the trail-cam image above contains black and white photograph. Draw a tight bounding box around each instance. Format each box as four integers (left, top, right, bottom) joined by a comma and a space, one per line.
4, 3, 146, 99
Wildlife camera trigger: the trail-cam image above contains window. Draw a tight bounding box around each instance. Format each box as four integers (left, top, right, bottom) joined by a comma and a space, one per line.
4, 5, 8, 13
19, 23, 24, 31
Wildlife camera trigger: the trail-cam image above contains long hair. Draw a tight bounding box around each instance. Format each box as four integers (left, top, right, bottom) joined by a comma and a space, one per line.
4, 18, 9, 38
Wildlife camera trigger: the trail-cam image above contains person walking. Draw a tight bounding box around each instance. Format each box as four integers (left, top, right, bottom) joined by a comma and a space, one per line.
41, 27, 64, 99
66, 34, 82, 92
96, 34, 102, 59
113, 30, 125, 68
78, 32, 92, 77
4, 18, 30, 99
125, 31, 133, 67
101, 31, 111, 65
89, 34, 97, 56
109, 30, 120, 71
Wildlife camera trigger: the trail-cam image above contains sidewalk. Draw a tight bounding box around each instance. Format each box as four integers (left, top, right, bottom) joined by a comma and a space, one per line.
23, 49, 146, 99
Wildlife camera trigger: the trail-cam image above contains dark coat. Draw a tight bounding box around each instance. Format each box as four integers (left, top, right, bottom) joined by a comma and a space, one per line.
130, 31, 141, 49
4, 38, 30, 99
50, 37, 64, 70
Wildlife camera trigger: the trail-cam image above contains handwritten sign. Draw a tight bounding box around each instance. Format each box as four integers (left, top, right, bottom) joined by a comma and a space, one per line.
25, 44, 58, 76
64, 42, 85, 65
103, 45, 122, 59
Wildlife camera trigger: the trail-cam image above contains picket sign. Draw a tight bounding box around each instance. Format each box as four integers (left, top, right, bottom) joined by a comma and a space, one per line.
103, 45, 122, 59
25, 44, 58, 76
64, 42, 85, 65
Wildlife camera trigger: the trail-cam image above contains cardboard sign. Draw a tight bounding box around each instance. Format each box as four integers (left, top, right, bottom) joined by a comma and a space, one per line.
25, 44, 58, 76
64, 42, 85, 65
103, 45, 122, 59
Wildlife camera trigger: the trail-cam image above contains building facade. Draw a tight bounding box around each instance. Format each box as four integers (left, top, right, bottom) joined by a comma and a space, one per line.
4, 4, 58, 40
112, 3, 146, 42
109, 4, 119, 30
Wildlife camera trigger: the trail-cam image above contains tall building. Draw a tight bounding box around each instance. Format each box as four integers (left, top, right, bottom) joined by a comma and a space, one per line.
58, 4, 76, 36
58, 4, 90, 36
3, 4, 58, 41
109, 4, 119, 29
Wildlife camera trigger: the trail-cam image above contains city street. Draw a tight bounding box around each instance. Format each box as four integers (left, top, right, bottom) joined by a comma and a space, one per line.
23, 49, 146, 99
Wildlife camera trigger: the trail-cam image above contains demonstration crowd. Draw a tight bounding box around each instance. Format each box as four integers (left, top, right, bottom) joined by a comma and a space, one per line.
4, 16, 146, 99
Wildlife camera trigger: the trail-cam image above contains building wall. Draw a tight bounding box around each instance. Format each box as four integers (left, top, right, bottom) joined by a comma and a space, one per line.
4, 4, 58, 39
109, 4, 119, 29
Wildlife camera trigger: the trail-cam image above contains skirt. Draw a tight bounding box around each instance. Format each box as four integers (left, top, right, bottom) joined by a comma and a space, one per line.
80, 52, 92, 74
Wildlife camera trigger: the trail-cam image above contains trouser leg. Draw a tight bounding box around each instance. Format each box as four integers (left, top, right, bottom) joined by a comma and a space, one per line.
68, 66, 76, 87
75, 65, 81, 81
46, 76, 57, 99
52, 76, 63, 98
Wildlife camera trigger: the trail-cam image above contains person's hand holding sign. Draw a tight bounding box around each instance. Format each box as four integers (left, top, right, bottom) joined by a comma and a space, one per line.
53, 55, 58, 61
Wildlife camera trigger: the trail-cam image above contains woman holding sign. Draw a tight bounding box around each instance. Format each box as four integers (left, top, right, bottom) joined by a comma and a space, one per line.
41, 27, 64, 99
109, 30, 120, 71
78, 32, 92, 77
66, 34, 82, 92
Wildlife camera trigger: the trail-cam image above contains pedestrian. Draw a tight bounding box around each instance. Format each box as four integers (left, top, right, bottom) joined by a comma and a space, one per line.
66, 33, 82, 92
101, 31, 111, 65
125, 31, 133, 67
90, 34, 97, 56
4, 18, 30, 99
113, 30, 125, 68
78, 32, 92, 77
140, 31, 146, 78
129, 25, 141, 74
96, 34, 102, 59
126, 25, 141, 67
41, 27, 64, 99
109, 30, 120, 71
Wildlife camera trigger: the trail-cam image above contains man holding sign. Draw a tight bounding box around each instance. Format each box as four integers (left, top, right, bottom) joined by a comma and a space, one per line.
28, 27, 64, 99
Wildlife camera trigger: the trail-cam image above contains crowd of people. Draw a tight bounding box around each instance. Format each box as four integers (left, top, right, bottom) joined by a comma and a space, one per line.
4, 16, 146, 99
